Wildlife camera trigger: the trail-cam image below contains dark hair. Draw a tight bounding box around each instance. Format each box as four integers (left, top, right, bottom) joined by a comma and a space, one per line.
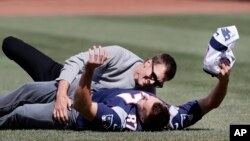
152, 53, 177, 81
143, 102, 170, 131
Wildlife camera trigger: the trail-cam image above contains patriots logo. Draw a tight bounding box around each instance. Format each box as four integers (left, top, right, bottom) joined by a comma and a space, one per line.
221, 27, 232, 41
101, 114, 114, 129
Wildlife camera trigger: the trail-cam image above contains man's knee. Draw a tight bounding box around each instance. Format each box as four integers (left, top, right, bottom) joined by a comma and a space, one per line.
2, 36, 18, 59
21, 82, 42, 91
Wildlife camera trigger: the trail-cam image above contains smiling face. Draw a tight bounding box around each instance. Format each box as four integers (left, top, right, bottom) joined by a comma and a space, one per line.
134, 59, 167, 89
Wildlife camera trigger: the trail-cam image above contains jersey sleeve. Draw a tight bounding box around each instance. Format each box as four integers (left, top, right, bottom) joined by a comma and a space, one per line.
91, 103, 127, 131
167, 100, 203, 130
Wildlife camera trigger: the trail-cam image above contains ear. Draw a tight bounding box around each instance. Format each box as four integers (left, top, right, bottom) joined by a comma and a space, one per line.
144, 59, 152, 68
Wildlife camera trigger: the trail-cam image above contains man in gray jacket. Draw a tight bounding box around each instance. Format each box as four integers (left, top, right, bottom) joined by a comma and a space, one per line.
1, 36, 177, 124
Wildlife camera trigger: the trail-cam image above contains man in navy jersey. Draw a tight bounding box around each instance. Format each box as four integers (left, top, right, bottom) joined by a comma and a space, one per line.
0, 49, 169, 131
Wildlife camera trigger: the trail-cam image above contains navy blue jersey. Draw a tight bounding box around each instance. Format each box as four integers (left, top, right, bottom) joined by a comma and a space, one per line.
77, 89, 153, 131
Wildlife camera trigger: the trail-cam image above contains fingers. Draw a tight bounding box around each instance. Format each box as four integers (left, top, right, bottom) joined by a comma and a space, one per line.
217, 63, 231, 81
88, 45, 108, 64
220, 57, 230, 67
98, 46, 108, 63
53, 108, 68, 124
93, 45, 100, 62
53, 98, 72, 124
89, 48, 94, 62
67, 99, 73, 111
220, 63, 230, 74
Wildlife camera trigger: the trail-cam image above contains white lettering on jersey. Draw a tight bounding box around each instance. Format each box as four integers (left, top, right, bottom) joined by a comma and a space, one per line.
125, 114, 137, 131
117, 92, 145, 104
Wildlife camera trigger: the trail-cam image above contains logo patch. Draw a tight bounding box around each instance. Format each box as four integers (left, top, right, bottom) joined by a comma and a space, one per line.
221, 27, 231, 41
101, 114, 113, 129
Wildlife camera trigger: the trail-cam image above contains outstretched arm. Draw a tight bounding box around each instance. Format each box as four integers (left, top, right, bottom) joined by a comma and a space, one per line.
73, 63, 98, 120
198, 62, 231, 116
73, 46, 108, 120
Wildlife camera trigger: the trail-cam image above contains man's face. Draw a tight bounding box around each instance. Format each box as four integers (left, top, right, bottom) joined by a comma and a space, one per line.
137, 93, 162, 123
135, 60, 167, 88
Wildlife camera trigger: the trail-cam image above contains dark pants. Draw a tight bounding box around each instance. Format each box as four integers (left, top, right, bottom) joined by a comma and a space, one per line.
2, 36, 63, 81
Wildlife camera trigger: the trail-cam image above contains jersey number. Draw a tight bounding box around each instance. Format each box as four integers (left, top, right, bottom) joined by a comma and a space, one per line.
117, 92, 145, 131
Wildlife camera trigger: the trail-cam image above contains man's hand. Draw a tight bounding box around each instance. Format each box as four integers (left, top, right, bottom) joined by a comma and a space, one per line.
53, 80, 72, 124
217, 58, 231, 82
87, 45, 108, 70
53, 94, 72, 124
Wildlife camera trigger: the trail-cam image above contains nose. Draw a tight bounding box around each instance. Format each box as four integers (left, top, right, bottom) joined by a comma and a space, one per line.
149, 79, 155, 85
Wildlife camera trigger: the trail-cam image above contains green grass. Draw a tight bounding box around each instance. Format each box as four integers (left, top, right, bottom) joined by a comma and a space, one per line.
0, 13, 250, 141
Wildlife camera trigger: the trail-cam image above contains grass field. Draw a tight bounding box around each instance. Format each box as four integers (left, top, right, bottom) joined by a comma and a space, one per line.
0, 14, 250, 141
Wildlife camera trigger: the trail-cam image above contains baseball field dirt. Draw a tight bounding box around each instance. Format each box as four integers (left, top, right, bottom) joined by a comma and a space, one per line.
0, 0, 249, 16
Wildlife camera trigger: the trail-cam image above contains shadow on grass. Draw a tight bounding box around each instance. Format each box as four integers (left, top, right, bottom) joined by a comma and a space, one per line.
184, 128, 212, 131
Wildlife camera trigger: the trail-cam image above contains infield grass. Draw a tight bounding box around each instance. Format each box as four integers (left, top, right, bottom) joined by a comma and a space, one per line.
0, 14, 250, 141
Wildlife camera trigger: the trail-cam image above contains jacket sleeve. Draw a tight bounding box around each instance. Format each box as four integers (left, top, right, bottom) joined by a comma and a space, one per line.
56, 51, 89, 83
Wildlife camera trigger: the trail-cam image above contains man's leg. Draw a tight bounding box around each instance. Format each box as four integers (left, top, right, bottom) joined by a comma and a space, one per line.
0, 81, 57, 116
2, 36, 63, 81
0, 102, 78, 129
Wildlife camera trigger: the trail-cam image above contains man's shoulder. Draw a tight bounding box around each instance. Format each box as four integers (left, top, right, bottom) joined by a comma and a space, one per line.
103, 45, 143, 62
104, 45, 131, 53
104, 45, 123, 49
